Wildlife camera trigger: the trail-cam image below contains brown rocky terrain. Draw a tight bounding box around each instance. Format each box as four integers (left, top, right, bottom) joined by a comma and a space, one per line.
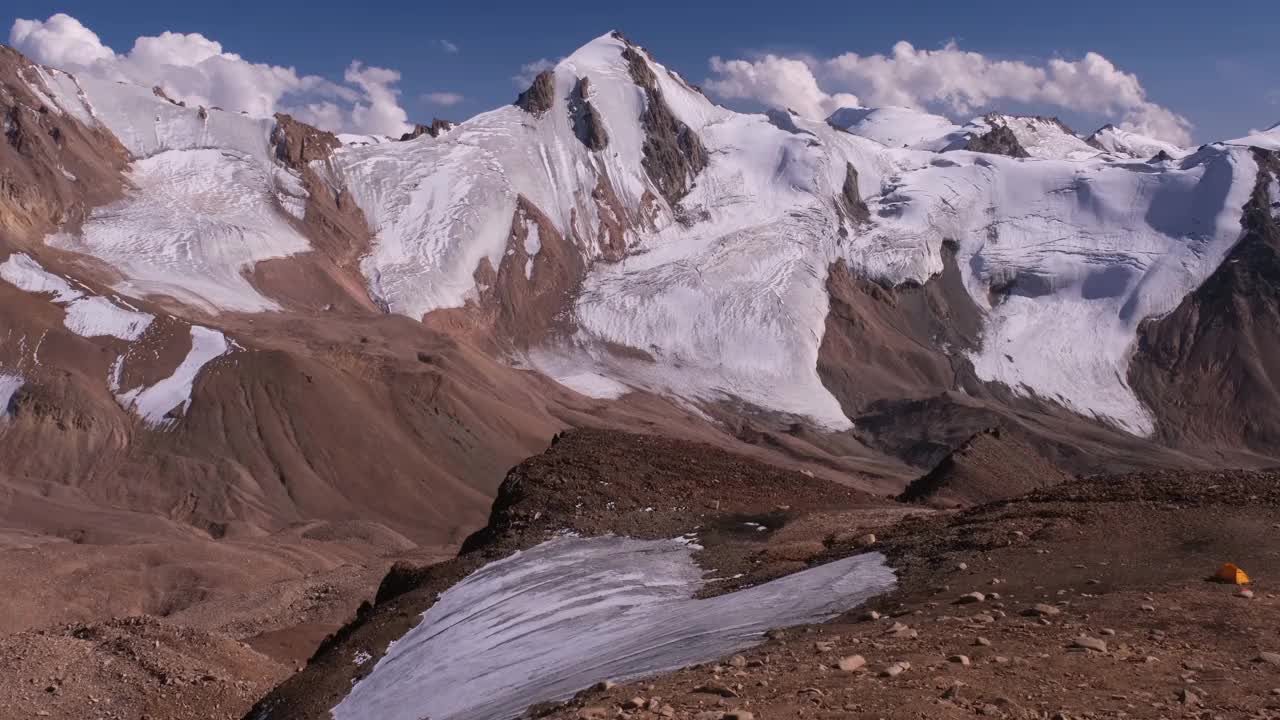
897, 428, 1074, 508
536, 470, 1280, 720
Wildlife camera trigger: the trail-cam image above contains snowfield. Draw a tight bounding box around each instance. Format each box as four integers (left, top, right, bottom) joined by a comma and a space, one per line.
63, 296, 154, 341
330, 535, 895, 720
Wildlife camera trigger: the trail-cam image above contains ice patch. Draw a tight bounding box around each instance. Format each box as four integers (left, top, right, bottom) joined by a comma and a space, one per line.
63, 297, 154, 341
0, 373, 22, 419
116, 326, 230, 427
331, 535, 895, 720
0, 253, 83, 303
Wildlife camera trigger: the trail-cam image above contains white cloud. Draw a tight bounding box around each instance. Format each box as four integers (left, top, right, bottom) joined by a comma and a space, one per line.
423, 91, 464, 107
439, 39, 459, 54
706, 41, 1192, 145
8, 13, 412, 136
513, 58, 555, 87
344, 61, 412, 136
707, 55, 858, 119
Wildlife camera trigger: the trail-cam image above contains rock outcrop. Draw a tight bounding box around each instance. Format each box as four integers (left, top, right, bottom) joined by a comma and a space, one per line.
515, 70, 556, 115
897, 427, 1073, 508
399, 118, 454, 141
620, 44, 707, 204
965, 124, 1030, 158
569, 77, 609, 151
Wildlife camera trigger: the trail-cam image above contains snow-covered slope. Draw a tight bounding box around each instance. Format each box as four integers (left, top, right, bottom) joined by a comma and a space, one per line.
1086, 124, 1188, 159
38, 75, 312, 312
959, 113, 1101, 161
1227, 122, 1280, 152
826, 106, 964, 150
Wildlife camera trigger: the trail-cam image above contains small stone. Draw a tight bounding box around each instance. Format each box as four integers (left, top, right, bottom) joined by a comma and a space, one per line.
863, 610, 881, 621
1179, 688, 1201, 706
941, 683, 964, 700
878, 661, 911, 677
857, 533, 877, 547
838, 654, 867, 672
622, 697, 646, 710
578, 708, 609, 720
728, 654, 747, 668
974, 637, 991, 647
1022, 603, 1061, 617
1140, 604, 1156, 612
1100, 628, 1116, 636
592, 680, 615, 692
814, 641, 835, 653
948, 654, 971, 666
1256, 651, 1280, 666
956, 592, 986, 604
957, 562, 969, 571
693, 682, 739, 698
658, 705, 675, 718
1237, 588, 1255, 599
1071, 636, 1108, 653
980, 703, 1003, 716
722, 712, 754, 720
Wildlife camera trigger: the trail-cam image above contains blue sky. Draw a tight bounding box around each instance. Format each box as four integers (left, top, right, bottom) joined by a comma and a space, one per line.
7, 0, 1278, 142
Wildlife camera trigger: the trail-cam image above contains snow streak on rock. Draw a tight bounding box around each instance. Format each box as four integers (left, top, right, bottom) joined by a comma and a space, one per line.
332, 535, 895, 720
116, 325, 229, 427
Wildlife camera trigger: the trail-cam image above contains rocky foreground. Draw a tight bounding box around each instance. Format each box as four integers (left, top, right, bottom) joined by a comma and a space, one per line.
238, 432, 1280, 720
538, 470, 1280, 720
4, 429, 1280, 720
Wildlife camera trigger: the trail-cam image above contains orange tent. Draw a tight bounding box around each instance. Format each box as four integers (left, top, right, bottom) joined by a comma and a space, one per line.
1214, 563, 1250, 584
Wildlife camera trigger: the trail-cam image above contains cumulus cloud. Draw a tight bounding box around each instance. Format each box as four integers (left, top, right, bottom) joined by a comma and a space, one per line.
707, 55, 858, 119
706, 41, 1192, 145
439, 39, 460, 54
513, 58, 556, 87
8, 13, 413, 136
423, 91, 464, 107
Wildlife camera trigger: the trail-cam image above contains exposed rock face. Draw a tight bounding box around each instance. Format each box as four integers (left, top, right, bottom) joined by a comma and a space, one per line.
1085, 123, 1118, 152
270, 113, 341, 168
515, 70, 556, 115
259, 113, 376, 313
838, 162, 870, 225
399, 118, 454, 141
817, 246, 983, 417
427, 196, 585, 349
620, 45, 708, 205
569, 77, 609, 151
1130, 149, 1280, 460
965, 124, 1030, 158
0, 46, 129, 242
897, 427, 1073, 508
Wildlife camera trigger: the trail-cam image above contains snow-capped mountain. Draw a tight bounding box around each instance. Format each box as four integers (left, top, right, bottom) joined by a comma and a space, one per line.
825, 105, 965, 150
3, 31, 1280, 506
1086, 123, 1188, 159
